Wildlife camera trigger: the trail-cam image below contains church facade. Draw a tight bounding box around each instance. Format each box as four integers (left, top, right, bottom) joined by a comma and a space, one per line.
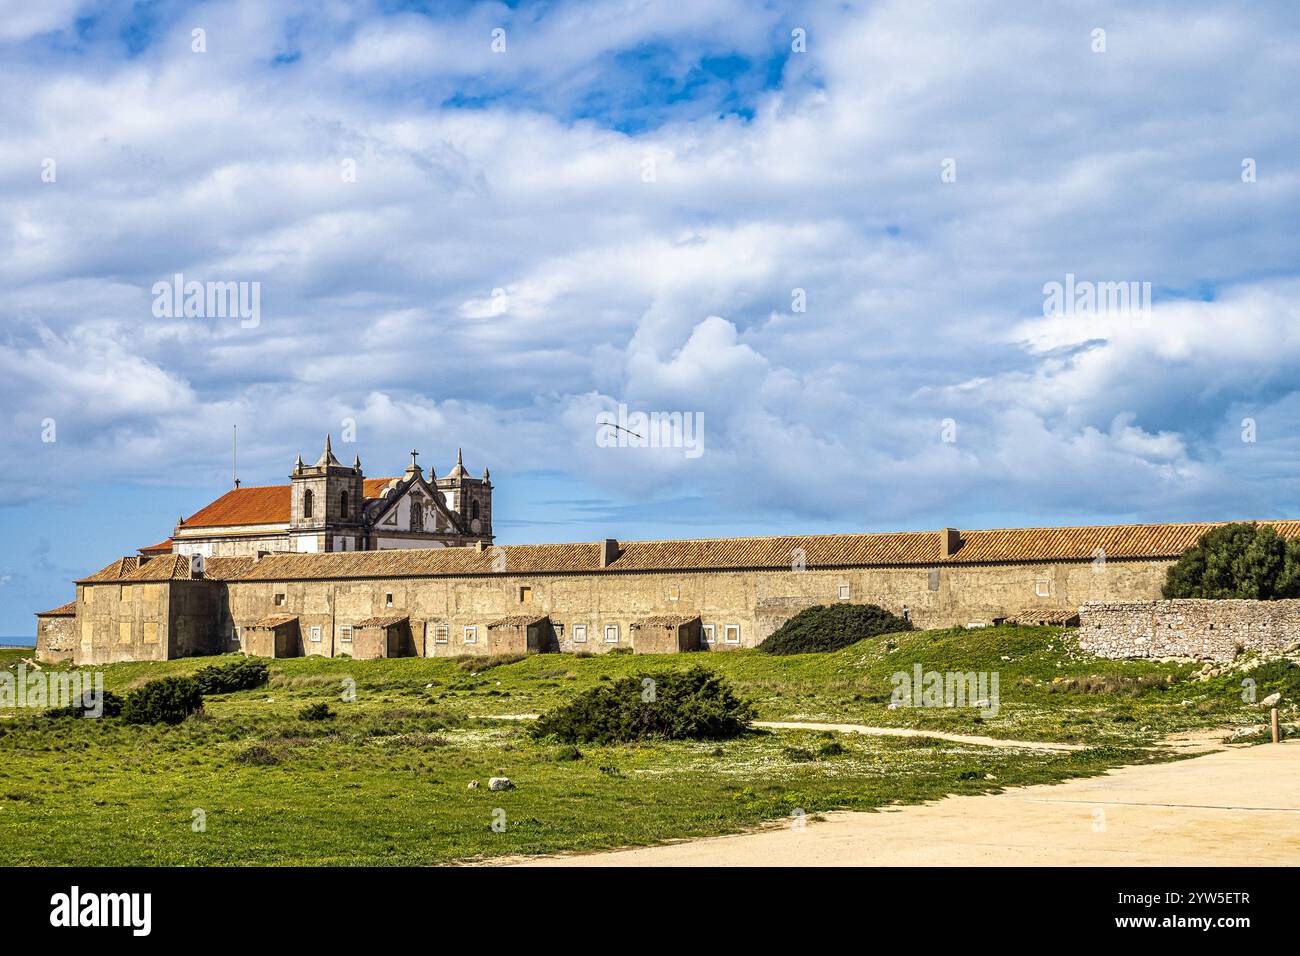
141, 438, 493, 559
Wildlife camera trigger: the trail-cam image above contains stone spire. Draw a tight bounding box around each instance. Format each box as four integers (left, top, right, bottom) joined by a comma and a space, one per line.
447, 447, 469, 478
353, 454, 362, 472
483, 465, 490, 481
315, 433, 341, 468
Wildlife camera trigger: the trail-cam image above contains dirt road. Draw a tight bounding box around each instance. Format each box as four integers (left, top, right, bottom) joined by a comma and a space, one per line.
512, 740, 1300, 866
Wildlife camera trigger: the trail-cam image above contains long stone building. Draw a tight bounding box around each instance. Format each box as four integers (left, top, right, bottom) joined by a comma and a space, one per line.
36, 513, 1300, 664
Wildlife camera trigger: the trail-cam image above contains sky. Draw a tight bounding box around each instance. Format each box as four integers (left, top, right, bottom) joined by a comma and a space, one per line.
2, 0, 1299, 635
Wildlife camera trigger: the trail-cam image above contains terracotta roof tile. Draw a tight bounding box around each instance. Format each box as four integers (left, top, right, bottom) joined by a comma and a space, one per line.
77, 520, 1300, 585
487, 614, 549, 628
356, 614, 410, 628
250, 614, 298, 629
138, 538, 173, 554
633, 614, 700, 628
35, 601, 77, 617
180, 479, 399, 529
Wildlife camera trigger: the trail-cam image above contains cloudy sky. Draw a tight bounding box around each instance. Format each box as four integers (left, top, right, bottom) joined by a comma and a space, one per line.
2, 0, 1299, 634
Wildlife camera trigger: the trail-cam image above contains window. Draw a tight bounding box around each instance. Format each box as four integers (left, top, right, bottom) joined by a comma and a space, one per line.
471, 500, 480, 520
702, 624, 715, 644
724, 624, 741, 645
303, 489, 314, 519
385, 593, 394, 608
837, 584, 850, 600
572, 624, 587, 644
668, 585, 680, 601
339, 625, 353, 643
928, 569, 940, 591
463, 625, 478, 645
340, 491, 349, 519
410, 501, 424, 532
519, 586, 532, 603
274, 593, 286, 606
433, 625, 449, 644
1034, 579, 1051, 598
553, 623, 564, 637
309, 625, 322, 643
604, 624, 620, 644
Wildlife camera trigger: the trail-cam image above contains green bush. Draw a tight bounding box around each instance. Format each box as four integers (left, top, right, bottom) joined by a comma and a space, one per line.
122, 677, 204, 725
298, 702, 335, 721
757, 603, 913, 655
530, 667, 755, 744
1163, 522, 1300, 599
44, 690, 124, 719
193, 657, 269, 695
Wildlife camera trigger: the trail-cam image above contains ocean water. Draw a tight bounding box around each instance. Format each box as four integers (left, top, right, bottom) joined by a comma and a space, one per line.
0, 638, 35, 648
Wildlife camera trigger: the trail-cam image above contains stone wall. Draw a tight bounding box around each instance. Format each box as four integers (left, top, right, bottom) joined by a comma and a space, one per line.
36, 615, 76, 662
1078, 599, 1300, 661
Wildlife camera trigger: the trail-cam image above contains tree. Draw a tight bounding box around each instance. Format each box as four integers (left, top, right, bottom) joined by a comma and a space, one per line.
1163, 522, 1300, 599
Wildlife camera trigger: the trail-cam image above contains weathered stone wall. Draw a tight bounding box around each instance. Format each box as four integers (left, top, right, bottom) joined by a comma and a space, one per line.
35, 616, 76, 662
220, 558, 1170, 658
1079, 599, 1300, 661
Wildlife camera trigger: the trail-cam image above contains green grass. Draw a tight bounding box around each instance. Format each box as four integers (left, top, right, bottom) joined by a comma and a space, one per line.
0, 627, 1290, 865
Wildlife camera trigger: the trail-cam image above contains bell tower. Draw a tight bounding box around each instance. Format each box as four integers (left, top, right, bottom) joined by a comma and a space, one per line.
434, 448, 493, 541
290, 435, 365, 551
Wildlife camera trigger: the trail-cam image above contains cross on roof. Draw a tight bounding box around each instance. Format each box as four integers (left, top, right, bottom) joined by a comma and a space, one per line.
409, 449, 419, 468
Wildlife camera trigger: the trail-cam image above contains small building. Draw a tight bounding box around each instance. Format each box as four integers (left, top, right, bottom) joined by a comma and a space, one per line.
484, 614, 552, 655
631, 615, 702, 654
351, 615, 415, 659
242, 615, 301, 658
34, 601, 77, 662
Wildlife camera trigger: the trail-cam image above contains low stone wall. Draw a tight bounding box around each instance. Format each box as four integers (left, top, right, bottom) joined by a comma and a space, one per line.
1079, 599, 1300, 661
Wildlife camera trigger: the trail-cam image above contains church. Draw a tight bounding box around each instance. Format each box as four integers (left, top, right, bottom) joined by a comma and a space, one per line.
139, 437, 493, 559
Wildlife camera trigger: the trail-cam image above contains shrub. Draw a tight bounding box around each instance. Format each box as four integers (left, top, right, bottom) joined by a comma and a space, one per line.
44, 690, 124, 719
782, 746, 815, 762
193, 657, 269, 695
530, 667, 755, 744
1248, 659, 1300, 698
298, 702, 335, 721
1163, 522, 1300, 599
122, 677, 204, 725
818, 740, 846, 757
757, 603, 913, 655
235, 745, 280, 766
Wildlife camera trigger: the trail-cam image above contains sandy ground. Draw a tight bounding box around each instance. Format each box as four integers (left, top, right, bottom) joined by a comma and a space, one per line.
509, 740, 1300, 866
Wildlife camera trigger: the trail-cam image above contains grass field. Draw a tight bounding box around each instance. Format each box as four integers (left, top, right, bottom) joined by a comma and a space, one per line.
0, 626, 1290, 865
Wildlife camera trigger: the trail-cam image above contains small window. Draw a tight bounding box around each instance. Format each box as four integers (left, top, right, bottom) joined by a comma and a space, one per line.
723, 624, 741, 645
471, 500, 480, 520
231, 625, 240, 644
519, 586, 532, 603
340, 491, 349, 519
668, 585, 680, 601
386, 593, 394, 608
1034, 579, 1051, 598
553, 623, 564, 637
702, 624, 716, 644
309, 625, 322, 643
604, 624, 619, 644
464, 625, 478, 645
434, 625, 449, 644
339, 625, 353, 643
572, 624, 587, 644
303, 489, 314, 519
837, 584, 850, 600
274, 593, 286, 606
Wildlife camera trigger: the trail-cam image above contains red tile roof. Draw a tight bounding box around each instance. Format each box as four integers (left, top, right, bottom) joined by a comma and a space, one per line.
35, 601, 77, 617
178, 479, 399, 529
138, 538, 173, 554
76, 520, 1300, 585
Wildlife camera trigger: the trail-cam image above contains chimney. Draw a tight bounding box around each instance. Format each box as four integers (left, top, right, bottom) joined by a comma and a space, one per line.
939, 528, 961, 559
475, 540, 486, 552
600, 538, 620, 568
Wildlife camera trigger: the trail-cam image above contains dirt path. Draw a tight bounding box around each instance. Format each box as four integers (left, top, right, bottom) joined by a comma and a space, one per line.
507, 741, 1300, 866
477, 714, 1087, 751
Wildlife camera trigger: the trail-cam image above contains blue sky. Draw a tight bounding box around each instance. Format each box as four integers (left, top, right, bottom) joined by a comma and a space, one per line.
3, 0, 1300, 635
